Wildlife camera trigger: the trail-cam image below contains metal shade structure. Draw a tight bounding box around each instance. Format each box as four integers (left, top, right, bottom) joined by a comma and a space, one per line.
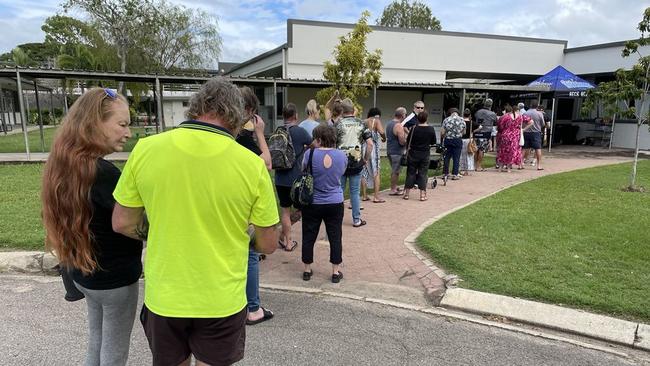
528, 65, 596, 151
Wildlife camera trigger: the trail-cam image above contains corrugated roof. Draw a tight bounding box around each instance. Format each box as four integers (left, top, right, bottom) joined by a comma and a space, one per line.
0, 66, 549, 91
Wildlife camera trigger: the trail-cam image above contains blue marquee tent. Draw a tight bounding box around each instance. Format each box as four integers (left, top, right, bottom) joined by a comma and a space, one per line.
528, 65, 595, 96
528, 66, 596, 151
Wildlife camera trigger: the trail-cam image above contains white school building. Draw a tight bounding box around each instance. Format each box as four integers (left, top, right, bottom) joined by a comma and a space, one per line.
200, 19, 648, 150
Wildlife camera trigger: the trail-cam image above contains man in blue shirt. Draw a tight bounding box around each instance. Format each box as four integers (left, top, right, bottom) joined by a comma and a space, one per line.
275, 103, 312, 250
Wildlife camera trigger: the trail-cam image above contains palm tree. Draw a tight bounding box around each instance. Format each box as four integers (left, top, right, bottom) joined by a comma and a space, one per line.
11, 47, 37, 67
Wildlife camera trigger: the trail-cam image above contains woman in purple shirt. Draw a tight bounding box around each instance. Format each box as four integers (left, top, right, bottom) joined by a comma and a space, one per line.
301, 124, 347, 283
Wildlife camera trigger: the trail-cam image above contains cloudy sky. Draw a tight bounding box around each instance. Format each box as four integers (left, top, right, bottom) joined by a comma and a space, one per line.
0, 0, 647, 64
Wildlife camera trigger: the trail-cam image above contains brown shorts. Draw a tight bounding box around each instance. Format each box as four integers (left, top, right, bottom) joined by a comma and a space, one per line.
140, 304, 246, 366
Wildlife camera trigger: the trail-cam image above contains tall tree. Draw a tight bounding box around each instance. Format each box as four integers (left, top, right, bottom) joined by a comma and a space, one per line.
377, 0, 442, 31
582, 7, 650, 191
42, 15, 102, 50
316, 11, 383, 114
140, 1, 221, 71
63, 0, 156, 91
62, 0, 221, 73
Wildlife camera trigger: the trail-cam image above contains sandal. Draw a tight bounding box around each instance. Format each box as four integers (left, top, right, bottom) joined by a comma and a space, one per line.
331, 271, 343, 283
246, 307, 274, 325
302, 270, 313, 281
420, 193, 428, 201
279, 240, 298, 252
352, 219, 367, 228
402, 195, 409, 200
361, 197, 371, 201
372, 198, 386, 203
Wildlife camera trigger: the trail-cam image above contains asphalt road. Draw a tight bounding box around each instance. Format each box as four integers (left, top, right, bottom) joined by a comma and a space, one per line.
0, 275, 646, 366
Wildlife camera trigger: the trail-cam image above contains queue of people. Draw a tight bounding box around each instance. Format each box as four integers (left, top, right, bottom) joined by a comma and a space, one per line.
41, 79, 551, 366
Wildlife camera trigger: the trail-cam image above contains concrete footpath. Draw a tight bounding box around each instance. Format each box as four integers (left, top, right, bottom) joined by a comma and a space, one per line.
1, 148, 648, 352
256, 150, 649, 351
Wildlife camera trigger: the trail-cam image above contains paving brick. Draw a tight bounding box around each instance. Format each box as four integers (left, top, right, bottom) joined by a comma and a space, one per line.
256, 155, 630, 302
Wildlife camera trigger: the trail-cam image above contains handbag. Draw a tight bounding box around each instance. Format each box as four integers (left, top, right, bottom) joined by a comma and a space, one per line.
290, 147, 315, 208
400, 125, 417, 166
59, 265, 85, 302
518, 114, 525, 147
467, 138, 477, 155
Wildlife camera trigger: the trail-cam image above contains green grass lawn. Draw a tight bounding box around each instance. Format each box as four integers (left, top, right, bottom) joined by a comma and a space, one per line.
417, 160, 650, 322
0, 126, 152, 153
0, 153, 493, 250
372, 155, 495, 194
0, 162, 124, 251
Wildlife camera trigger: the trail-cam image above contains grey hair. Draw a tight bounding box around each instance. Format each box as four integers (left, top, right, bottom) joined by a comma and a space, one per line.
517, 102, 525, 109
305, 99, 319, 116
484, 98, 493, 108
341, 98, 354, 114
394, 107, 407, 119
186, 77, 244, 131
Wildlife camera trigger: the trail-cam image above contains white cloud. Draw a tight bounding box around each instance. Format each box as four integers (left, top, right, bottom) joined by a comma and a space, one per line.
1, 0, 648, 61
220, 39, 282, 62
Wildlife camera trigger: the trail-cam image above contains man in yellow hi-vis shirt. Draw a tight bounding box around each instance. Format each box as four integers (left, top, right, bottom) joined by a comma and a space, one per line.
112, 77, 279, 366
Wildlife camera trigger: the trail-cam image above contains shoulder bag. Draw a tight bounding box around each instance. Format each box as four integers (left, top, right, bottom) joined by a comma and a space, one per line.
290, 147, 315, 208
400, 125, 417, 166
467, 122, 478, 155
518, 114, 525, 147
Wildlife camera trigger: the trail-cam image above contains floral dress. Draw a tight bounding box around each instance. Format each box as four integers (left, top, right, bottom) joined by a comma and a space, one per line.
496, 113, 529, 166
361, 130, 380, 188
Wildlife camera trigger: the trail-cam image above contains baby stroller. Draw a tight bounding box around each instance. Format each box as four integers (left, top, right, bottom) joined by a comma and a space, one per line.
429, 143, 446, 188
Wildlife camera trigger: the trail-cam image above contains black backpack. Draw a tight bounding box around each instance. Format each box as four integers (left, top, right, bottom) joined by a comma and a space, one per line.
268, 126, 296, 170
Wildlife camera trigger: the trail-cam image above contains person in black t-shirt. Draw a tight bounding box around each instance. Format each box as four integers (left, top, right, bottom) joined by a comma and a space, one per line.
403, 111, 437, 201
236, 86, 275, 326
42, 88, 143, 366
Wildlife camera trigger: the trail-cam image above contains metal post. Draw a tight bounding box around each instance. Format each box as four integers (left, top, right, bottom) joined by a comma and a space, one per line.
63, 79, 69, 115
272, 81, 277, 129
548, 97, 556, 152
154, 78, 163, 133
609, 114, 616, 150
49, 90, 54, 123
459, 89, 466, 113
146, 95, 152, 128
372, 85, 377, 107
0, 86, 6, 135
34, 81, 45, 152
9, 97, 16, 126
16, 70, 30, 159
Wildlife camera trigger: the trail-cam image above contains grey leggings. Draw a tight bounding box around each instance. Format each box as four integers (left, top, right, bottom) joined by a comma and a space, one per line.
74, 281, 139, 366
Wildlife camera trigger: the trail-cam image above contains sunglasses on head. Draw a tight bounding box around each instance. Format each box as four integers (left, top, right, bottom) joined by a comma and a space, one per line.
104, 88, 117, 99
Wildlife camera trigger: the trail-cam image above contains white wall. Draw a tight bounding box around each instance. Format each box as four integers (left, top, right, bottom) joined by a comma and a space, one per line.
163, 100, 187, 127
285, 87, 430, 123
288, 22, 566, 83
229, 52, 283, 77
563, 44, 650, 75
287, 63, 447, 83
612, 123, 650, 150
1, 112, 22, 126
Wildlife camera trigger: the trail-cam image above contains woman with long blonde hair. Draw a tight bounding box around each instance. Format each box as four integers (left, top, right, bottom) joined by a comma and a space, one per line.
42, 88, 143, 366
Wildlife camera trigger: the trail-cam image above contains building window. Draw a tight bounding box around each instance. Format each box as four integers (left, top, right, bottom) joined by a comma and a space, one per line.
182, 101, 189, 107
